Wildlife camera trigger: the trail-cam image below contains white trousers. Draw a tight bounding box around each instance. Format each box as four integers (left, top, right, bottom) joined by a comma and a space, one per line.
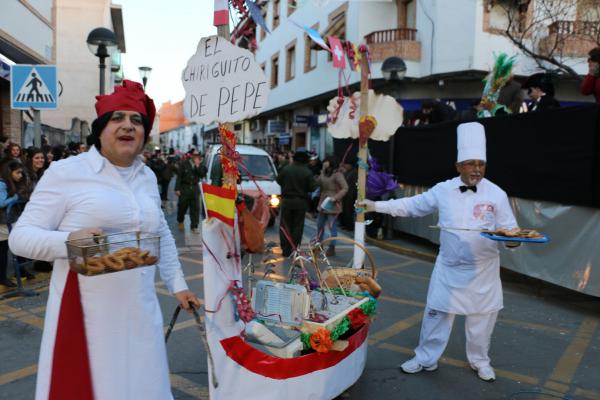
413, 307, 498, 368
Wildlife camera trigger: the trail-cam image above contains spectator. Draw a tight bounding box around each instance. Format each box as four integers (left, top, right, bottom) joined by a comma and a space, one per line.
25, 147, 47, 190
0, 160, 33, 286
581, 46, 600, 103
339, 160, 358, 230
175, 151, 206, 233
5, 143, 22, 161
52, 145, 68, 161
421, 99, 456, 124
42, 145, 54, 166
457, 99, 482, 121
314, 155, 348, 257
497, 76, 524, 114
277, 148, 318, 257
523, 73, 560, 111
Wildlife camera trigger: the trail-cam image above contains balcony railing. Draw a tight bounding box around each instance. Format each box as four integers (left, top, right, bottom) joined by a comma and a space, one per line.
548, 20, 599, 36
365, 28, 417, 44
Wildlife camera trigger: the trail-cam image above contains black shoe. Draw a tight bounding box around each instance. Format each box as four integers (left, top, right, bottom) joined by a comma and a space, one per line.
0, 279, 16, 288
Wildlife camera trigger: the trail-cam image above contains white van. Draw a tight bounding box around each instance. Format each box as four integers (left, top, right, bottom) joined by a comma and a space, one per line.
205, 145, 281, 225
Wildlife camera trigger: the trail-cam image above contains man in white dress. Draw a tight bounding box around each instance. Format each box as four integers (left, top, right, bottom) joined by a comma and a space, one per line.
360, 122, 518, 382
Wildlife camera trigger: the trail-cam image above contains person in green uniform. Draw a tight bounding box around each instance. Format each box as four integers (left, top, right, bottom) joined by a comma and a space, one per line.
175, 151, 206, 233
276, 148, 318, 257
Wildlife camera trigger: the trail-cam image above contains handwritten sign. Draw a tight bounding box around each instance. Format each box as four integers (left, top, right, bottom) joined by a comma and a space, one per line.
182, 35, 269, 124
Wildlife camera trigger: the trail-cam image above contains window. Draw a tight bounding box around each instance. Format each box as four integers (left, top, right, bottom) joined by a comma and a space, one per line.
287, 0, 297, 16
273, 0, 280, 30
286, 40, 296, 81
326, 4, 347, 62
271, 53, 279, 88
304, 23, 319, 72
397, 0, 416, 29
260, 6, 267, 41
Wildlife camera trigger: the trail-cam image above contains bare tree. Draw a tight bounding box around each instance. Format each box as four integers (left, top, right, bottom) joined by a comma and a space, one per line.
494, 0, 600, 80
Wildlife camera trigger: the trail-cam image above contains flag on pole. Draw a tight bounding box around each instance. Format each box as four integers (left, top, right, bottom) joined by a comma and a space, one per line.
328, 36, 346, 69
289, 19, 330, 51
247, 0, 270, 34
202, 183, 236, 227
214, 0, 229, 26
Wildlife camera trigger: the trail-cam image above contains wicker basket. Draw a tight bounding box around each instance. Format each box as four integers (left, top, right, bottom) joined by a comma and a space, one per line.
317, 236, 377, 292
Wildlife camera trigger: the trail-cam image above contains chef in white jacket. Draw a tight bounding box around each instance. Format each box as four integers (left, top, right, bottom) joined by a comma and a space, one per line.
9, 80, 201, 400
360, 122, 518, 382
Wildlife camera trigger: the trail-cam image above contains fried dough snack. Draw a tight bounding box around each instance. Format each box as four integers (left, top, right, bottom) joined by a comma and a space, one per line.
492, 228, 543, 239
82, 247, 158, 275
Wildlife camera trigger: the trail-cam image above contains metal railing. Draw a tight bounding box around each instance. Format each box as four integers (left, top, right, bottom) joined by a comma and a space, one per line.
365, 28, 417, 44
548, 20, 599, 36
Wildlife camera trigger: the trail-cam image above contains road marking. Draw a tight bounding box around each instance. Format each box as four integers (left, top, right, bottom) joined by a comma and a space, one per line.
179, 255, 203, 265
497, 318, 570, 336
381, 269, 431, 282
548, 317, 599, 385
544, 380, 570, 393
0, 364, 37, 385
377, 259, 418, 272
379, 295, 426, 308
575, 387, 600, 400
379, 343, 540, 385
30, 306, 46, 314
368, 311, 423, 345
170, 373, 209, 399
156, 273, 204, 288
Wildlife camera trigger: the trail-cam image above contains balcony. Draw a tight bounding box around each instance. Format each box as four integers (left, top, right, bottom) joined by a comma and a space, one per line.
538, 20, 599, 58
365, 28, 421, 62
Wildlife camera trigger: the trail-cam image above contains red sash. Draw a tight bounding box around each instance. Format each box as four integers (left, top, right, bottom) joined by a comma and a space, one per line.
48, 270, 94, 399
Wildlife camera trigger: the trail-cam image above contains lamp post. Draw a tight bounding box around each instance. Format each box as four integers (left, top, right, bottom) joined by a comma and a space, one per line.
86, 27, 117, 95
381, 56, 406, 239
138, 66, 152, 90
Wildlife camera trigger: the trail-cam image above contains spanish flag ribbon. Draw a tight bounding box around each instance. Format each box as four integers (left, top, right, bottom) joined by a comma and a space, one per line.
202, 183, 236, 227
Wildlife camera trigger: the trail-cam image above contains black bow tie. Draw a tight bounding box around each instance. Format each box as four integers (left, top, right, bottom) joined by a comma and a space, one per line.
459, 185, 477, 193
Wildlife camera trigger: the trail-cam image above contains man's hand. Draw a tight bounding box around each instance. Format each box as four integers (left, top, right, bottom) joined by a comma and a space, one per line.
68, 228, 104, 241
355, 199, 376, 213
505, 241, 521, 249
174, 290, 201, 313
175, 190, 181, 197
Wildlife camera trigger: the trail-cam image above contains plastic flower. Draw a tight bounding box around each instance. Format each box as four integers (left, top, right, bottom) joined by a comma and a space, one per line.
347, 308, 368, 330
310, 328, 333, 353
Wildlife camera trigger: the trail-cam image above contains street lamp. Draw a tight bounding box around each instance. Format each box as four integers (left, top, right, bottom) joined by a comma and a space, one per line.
87, 27, 117, 95
138, 66, 152, 90
381, 56, 407, 81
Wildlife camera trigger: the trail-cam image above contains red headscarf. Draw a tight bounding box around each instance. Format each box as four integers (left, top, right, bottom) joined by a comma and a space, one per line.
94, 80, 156, 132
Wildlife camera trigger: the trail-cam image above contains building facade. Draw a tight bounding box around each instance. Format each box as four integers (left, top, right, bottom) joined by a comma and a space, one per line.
0, 0, 56, 144
42, 0, 125, 140
244, 0, 597, 154
1, 0, 126, 147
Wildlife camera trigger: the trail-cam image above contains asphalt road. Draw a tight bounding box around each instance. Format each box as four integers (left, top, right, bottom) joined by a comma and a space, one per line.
1, 201, 599, 400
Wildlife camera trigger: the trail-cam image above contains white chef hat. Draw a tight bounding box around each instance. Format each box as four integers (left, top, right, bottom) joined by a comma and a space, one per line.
457, 122, 486, 163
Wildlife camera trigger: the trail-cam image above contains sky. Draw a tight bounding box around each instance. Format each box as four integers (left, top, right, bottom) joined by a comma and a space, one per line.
118, 0, 218, 108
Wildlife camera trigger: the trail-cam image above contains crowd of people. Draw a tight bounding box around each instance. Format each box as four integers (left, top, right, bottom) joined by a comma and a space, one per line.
0, 140, 88, 287
404, 46, 600, 126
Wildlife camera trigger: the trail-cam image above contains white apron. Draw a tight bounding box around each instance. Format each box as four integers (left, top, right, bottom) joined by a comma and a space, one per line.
374, 177, 517, 315
9, 148, 188, 400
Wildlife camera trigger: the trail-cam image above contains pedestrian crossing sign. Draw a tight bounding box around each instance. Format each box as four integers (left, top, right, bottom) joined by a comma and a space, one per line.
10, 64, 58, 110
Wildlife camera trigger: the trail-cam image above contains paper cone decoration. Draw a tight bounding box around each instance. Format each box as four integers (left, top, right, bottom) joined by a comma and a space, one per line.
326, 90, 403, 141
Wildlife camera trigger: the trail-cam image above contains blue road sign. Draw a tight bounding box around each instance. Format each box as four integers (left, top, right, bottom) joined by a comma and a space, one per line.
10, 64, 58, 110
